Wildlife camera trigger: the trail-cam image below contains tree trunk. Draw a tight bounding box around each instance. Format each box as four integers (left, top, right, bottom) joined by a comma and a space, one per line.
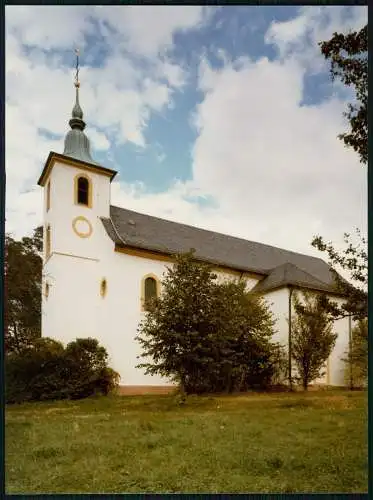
303, 377, 308, 391
179, 372, 186, 398
13, 321, 21, 354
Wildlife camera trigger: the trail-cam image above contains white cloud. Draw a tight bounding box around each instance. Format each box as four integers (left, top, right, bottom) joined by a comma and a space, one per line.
110, 180, 223, 232
5, 5, 212, 56
156, 60, 187, 89
5, 5, 208, 237
94, 6, 211, 56
6, 6, 95, 50
89, 128, 110, 151
188, 7, 367, 257
5, 4, 367, 271
265, 6, 367, 72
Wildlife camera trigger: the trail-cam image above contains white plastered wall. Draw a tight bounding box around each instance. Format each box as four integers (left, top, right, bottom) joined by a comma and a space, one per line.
41, 159, 350, 387
262, 288, 350, 386
42, 160, 110, 356
95, 245, 261, 386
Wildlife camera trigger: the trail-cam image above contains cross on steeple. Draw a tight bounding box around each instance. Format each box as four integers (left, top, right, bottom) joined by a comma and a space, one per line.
62, 47, 99, 165
74, 48, 80, 88
69, 47, 85, 130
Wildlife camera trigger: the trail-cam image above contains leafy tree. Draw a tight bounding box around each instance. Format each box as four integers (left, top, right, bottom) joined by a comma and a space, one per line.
212, 280, 280, 392
291, 292, 337, 390
311, 229, 367, 321
136, 252, 219, 394
344, 318, 368, 388
320, 24, 367, 164
136, 252, 279, 394
314, 26, 368, 320
21, 225, 43, 254
5, 226, 43, 353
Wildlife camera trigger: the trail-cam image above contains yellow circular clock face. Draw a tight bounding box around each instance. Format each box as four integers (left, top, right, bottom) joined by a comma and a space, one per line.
72, 216, 93, 238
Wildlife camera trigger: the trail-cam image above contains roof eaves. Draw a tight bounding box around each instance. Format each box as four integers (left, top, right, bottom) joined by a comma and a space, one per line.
252, 280, 344, 297
114, 240, 269, 277
37, 151, 118, 186
108, 218, 127, 246
100, 217, 126, 246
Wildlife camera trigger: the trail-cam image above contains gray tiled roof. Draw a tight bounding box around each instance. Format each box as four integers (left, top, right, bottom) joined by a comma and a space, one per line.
251, 262, 335, 294
101, 205, 342, 295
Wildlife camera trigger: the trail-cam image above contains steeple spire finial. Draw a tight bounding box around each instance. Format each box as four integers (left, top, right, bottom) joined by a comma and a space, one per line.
74, 47, 80, 88
63, 47, 99, 165
69, 48, 85, 130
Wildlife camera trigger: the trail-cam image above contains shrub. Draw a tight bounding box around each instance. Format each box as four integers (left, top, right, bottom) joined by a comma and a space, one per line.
96, 367, 121, 395
5, 338, 65, 403
5, 337, 119, 404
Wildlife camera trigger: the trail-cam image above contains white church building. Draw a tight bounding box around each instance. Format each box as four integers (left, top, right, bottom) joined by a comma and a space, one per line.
38, 77, 351, 393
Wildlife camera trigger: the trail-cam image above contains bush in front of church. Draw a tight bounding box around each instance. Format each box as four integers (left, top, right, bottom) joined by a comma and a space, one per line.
63, 338, 120, 399
136, 251, 283, 395
5, 337, 119, 403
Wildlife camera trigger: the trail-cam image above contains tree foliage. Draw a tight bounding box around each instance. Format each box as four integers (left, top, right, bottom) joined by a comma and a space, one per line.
311, 229, 367, 321
344, 318, 368, 388
5, 226, 43, 353
5, 337, 120, 403
212, 280, 284, 392
136, 252, 283, 394
320, 25, 367, 164
313, 27, 368, 322
291, 292, 337, 390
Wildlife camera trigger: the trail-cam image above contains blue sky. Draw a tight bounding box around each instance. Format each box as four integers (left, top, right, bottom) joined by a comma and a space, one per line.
94, 6, 346, 192
5, 5, 367, 258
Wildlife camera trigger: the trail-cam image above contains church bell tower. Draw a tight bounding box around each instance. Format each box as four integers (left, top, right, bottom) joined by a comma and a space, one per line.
37, 49, 117, 345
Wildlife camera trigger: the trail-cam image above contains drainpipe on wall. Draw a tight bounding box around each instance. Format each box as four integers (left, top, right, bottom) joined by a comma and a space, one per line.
4, 243, 8, 352
288, 286, 293, 391
348, 314, 353, 390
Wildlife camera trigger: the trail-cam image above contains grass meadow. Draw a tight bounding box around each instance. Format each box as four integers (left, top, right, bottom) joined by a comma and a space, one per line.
6, 390, 367, 494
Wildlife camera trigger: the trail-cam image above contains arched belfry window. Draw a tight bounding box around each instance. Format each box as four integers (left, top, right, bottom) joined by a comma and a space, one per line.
74, 174, 92, 208
141, 274, 160, 311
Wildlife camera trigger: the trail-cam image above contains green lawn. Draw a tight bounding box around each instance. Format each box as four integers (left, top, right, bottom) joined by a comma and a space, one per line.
6, 390, 367, 494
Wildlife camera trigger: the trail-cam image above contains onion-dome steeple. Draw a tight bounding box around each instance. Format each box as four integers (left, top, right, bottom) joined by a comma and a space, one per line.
63, 49, 99, 165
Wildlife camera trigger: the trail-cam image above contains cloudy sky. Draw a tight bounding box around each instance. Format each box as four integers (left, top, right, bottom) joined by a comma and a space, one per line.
5, 5, 367, 260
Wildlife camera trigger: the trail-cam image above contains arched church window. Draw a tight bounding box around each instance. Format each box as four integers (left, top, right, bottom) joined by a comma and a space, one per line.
143, 275, 159, 311
46, 225, 51, 259
74, 174, 92, 208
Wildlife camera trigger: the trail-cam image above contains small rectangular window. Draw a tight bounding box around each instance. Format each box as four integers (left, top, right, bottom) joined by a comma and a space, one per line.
46, 225, 51, 259
46, 181, 51, 211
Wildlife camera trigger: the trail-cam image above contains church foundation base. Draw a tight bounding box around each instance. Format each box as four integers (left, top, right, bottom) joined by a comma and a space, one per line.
116, 385, 177, 396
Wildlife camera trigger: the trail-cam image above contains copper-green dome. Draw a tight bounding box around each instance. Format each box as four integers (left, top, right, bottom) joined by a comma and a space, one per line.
63, 84, 99, 166
63, 129, 99, 165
